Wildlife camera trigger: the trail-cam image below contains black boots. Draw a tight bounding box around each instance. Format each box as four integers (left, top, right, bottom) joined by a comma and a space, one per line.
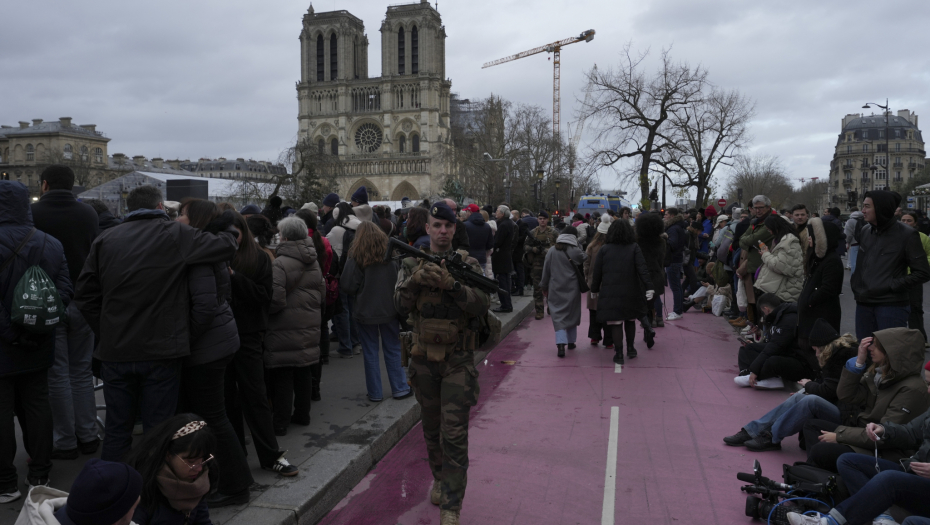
640, 316, 656, 349
567, 343, 576, 350
557, 344, 565, 358
613, 350, 623, 365
682, 299, 695, 313
627, 347, 637, 359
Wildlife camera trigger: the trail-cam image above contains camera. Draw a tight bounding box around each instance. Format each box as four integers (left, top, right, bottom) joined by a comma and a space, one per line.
737, 460, 833, 525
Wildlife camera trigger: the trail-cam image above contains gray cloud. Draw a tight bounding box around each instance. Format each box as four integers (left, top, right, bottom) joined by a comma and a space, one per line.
3, 0, 928, 200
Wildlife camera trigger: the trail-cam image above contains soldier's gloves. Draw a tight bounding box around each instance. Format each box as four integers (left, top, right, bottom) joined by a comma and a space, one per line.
645, 290, 654, 301
430, 267, 457, 291
411, 263, 441, 289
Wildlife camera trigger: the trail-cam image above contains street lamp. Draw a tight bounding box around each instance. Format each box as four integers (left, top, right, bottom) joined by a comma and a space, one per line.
863, 99, 890, 191
554, 178, 562, 212
535, 168, 544, 207
503, 171, 514, 205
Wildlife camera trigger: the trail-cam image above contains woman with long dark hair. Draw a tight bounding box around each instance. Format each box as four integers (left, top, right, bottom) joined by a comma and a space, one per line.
403, 207, 430, 248
540, 226, 586, 357
341, 221, 411, 401
796, 217, 843, 352
635, 212, 664, 348
175, 199, 253, 506
296, 209, 334, 401
126, 414, 218, 525
591, 220, 654, 365
246, 214, 277, 260
223, 209, 298, 477
584, 215, 613, 347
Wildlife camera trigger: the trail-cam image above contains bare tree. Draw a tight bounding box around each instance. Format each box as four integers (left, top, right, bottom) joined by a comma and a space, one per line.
725, 155, 794, 209
581, 45, 707, 208
41, 148, 96, 187
785, 180, 829, 211
656, 88, 754, 207
232, 137, 341, 207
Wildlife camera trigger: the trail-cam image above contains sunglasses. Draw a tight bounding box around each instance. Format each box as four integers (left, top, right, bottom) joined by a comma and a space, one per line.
173, 453, 214, 472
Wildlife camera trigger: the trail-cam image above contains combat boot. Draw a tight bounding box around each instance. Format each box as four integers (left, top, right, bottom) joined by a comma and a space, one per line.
535, 312, 544, 320
440, 509, 460, 525
430, 479, 441, 505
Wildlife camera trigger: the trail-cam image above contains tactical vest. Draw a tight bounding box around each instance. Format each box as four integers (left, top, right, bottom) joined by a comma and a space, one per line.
407, 258, 479, 361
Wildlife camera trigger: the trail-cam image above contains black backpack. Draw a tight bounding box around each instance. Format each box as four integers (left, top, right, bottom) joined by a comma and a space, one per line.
782, 462, 849, 504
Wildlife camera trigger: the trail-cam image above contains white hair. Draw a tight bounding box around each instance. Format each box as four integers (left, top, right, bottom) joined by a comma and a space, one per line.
278, 217, 308, 241
752, 195, 771, 207
497, 205, 510, 217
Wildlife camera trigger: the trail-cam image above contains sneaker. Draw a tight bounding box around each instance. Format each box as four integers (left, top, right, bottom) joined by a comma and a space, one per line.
786, 512, 829, 525
352, 344, 362, 355
666, 312, 682, 321
744, 431, 782, 452
613, 352, 624, 365
734, 375, 751, 387
339, 352, 354, 359
754, 377, 785, 390
0, 487, 21, 504
430, 479, 441, 506
644, 329, 655, 349
262, 454, 298, 477
872, 514, 898, 525
627, 347, 637, 359
26, 477, 49, 489
590, 339, 600, 346
604, 344, 614, 350
723, 428, 753, 446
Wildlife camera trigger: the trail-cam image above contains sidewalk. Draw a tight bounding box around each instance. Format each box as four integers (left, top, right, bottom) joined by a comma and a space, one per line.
0, 295, 534, 525
318, 304, 807, 525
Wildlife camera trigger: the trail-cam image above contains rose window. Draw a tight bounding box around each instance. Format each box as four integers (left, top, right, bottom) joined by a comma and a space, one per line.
354, 123, 383, 153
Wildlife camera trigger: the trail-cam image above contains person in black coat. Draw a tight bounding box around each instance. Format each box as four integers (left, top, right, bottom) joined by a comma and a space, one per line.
0, 180, 72, 492
736, 294, 815, 390
492, 206, 515, 312
31, 165, 100, 460
797, 217, 844, 351
591, 220, 654, 365
84, 199, 122, 230
463, 208, 493, 270
512, 218, 529, 295
635, 212, 665, 342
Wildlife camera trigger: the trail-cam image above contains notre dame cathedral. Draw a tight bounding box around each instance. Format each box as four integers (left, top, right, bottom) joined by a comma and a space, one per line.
297, 1, 452, 201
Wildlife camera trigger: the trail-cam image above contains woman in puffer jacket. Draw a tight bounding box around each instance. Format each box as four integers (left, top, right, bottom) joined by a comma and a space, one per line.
264, 217, 324, 436
756, 214, 804, 302
176, 200, 253, 506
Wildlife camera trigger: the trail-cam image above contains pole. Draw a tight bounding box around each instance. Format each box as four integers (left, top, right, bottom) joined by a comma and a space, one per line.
885, 98, 890, 190
661, 172, 666, 210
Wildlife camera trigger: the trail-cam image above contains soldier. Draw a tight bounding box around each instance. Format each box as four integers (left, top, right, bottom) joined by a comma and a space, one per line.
394, 202, 490, 525
524, 210, 558, 320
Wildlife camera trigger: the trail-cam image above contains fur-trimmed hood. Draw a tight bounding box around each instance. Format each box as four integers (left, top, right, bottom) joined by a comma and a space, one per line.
664, 214, 685, 230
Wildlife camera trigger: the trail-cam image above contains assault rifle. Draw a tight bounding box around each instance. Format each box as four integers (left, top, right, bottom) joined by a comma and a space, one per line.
388, 238, 506, 296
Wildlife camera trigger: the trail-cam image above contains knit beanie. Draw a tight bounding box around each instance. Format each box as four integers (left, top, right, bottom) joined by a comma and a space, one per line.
704, 205, 718, 218
808, 318, 840, 347
351, 186, 369, 204
322, 193, 339, 207
67, 459, 143, 525
597, 213, 612, 235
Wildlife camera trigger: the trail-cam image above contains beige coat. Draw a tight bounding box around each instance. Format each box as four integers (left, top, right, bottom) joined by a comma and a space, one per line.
755, 234, 804, 301
263, 239, 324, 368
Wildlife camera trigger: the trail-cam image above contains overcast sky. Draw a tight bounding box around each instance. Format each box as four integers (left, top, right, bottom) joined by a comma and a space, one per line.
3, 0, 929, 202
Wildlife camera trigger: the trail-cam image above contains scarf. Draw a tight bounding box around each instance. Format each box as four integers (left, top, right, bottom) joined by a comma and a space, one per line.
156, 463, 210, 515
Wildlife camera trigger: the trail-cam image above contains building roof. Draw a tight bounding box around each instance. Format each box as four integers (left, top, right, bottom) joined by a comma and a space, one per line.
842, 114, 918, 131
0, 121, 108, 140
135, 172, 275, 198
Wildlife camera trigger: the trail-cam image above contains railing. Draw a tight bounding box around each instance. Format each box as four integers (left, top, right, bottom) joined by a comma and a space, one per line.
893, 162, 903, 168
843, 180, 852, 186
861, 177, 870, 183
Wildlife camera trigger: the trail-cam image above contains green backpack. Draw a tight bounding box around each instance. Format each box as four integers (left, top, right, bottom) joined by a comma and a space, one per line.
3, 229, 66, 334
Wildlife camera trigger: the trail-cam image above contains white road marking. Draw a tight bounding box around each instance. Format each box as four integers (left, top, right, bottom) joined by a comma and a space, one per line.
602, 406, 619, 525
614, 363, 622, 373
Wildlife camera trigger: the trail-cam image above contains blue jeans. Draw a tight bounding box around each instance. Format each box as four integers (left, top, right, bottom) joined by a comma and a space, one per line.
100, 359, 182, 461
743, 391, 841, 444
904, 518, 930, 525
333, 292, 360, 356
855, 303, 910, 341
833, 452, 930, 525
848, 245, 859, 273
47, 302, 98, 450
555, 327, 577, 345
666, 263, 683, 315
357, 321, 409, 400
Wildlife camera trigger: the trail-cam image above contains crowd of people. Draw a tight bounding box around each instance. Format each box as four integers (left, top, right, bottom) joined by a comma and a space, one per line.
5, 163, 930, 524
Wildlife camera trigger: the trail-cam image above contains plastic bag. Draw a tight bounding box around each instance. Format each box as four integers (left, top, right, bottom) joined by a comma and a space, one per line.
712, 294, 729, 317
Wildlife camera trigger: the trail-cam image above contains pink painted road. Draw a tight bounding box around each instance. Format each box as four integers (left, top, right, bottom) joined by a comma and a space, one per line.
319, 308, 806, 525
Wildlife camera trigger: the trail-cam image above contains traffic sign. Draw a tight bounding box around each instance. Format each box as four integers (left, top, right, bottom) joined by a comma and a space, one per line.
717, 198, 726, 207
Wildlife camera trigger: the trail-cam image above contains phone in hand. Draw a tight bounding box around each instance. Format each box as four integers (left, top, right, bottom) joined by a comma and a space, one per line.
737, 336, 750, 346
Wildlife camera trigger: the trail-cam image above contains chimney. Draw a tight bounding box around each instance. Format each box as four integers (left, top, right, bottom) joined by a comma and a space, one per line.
32, 119, 43, 127
80, 124, 96, 132
152, 158, 164, 169
59, 117, 72, 127
132, 155, 146, 166
113, 153, 126, 161
19, 121, 29, 129
167, 159, 181, 170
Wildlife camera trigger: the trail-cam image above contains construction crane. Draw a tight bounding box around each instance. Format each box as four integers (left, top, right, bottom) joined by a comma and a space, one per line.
483, 29, 595, 139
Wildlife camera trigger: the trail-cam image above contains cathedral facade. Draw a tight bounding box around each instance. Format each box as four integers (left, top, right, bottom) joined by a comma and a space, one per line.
297, 1, 452, 201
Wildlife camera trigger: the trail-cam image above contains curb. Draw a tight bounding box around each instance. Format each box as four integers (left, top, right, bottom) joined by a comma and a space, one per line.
223, 296, 535, 525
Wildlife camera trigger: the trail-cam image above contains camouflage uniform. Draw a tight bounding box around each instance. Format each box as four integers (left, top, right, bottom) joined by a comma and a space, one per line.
524, 226, 558, 316
394, 247, 490, 511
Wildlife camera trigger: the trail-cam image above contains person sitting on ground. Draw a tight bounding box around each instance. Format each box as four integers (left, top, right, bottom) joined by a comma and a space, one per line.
802, 327, 930, 473
125, 415, 218, 525
787, 377, 930, 524
15, 458, 143, 525
735, 293, 815, 390
682, 262, 717, 313
725, 320, 857, 451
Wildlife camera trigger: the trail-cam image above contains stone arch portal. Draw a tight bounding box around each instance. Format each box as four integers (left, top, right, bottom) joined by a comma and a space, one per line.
391, 180, 418, 201
346, 178, 381, 201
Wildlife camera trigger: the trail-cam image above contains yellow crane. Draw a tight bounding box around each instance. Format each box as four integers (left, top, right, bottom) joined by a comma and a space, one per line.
482, 29, 595, 139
